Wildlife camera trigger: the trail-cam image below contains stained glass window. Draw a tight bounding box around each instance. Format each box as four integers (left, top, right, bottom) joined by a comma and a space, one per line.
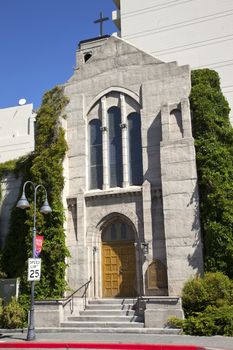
89, 119, 103, 189
128, 112, 143, 185
102, 221, 135, 242
108, 107, 123, 187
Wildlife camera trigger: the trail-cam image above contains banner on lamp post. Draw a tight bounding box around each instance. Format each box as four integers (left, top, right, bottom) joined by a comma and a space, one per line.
35, 235, 44, 258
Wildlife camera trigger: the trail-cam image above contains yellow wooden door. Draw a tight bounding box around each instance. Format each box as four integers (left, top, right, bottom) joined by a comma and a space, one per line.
102, 242, 136, 297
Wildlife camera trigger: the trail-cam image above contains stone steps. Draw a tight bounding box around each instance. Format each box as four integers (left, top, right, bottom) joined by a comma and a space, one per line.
85, 304, 131, 310
68, 316, 136, 322
62, 298, 143, 330
80, 310, 135, 316
60, 321, 144, 328
88, 298, 136, 304
34, 297, 182, 334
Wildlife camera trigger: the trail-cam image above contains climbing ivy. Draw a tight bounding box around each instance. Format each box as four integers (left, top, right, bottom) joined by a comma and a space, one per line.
0, 157, 29, 201
190, 69, 233, 278
1, 86, 69, 298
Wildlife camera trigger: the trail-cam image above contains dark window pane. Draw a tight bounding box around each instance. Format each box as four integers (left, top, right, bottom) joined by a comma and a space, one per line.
121, 223, 127, 239
89, 119, 103, 189
108, 106, 123, 187
128, 113, 143, 185
111, 224, 117, 240
90, 119, 102, 145
90, 145, 102, 165
102, 221, 135, 242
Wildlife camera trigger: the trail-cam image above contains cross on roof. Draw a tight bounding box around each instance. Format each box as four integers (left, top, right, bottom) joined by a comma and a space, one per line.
94, 11, 109, 37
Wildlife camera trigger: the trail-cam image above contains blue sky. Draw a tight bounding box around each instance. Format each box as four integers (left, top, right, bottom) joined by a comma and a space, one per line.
0, 0, 116, 109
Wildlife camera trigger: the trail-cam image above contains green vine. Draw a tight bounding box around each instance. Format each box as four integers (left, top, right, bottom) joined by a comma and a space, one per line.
190, 69, 233, 278
0, 157, 30, 202
1, 86, 69, 299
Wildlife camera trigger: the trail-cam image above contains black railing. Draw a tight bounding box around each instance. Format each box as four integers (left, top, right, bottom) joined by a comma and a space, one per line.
63, 277, 92, 313
134, 274, 146, 320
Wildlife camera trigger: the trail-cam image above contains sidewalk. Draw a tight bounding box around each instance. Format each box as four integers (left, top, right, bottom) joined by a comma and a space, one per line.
0, 331, 232, 350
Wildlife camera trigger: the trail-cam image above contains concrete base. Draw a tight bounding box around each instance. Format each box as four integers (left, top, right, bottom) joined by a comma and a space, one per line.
34, 300, 64, 328
144, 297, 184, 328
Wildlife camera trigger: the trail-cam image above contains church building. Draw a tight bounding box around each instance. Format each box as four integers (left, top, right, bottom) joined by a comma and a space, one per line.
62, 34, 203, 299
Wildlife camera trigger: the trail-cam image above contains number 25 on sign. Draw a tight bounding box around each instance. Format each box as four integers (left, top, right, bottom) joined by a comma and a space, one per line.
28, 258, 41, 281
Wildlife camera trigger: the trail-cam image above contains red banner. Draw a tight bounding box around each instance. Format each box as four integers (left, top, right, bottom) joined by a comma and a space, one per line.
35, 235, 44, 257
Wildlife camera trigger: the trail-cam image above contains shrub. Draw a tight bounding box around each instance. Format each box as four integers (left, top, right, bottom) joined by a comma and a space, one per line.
181, 305, 233, 336
168, 272, 233, 336
182, 272, 233, 317
2, 298, 26, 329
0, 298, 3, 327
18, 294, 30, 318
167, 316, 184, 330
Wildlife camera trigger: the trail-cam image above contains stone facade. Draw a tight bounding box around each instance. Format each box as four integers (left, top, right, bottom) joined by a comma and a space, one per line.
63, 35, 203, 298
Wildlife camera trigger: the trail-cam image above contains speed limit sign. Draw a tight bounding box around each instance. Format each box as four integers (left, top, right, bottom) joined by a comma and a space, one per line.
28, 258, 41, 281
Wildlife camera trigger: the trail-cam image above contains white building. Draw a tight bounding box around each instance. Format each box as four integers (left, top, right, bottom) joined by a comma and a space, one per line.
0, 103, 36, 163
0, 103, 35, 247
112, 0, 233, 123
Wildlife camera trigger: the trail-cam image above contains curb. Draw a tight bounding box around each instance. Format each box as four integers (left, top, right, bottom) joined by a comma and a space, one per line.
0, 328, 182, 335
0, 343, 206, 349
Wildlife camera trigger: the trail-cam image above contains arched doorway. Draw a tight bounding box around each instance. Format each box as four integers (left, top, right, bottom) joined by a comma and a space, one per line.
102, 219, 137, 297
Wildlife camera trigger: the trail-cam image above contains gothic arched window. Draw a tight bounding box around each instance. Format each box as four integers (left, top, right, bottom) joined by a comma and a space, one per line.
108, 106, 123, 187
89, 119, 103, 189
102, 220, 135, 242
128, 112, 143, 185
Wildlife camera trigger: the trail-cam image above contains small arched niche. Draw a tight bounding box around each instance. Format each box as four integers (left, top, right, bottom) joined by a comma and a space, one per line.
170, 109, 183, 140
146, 259, 168, 296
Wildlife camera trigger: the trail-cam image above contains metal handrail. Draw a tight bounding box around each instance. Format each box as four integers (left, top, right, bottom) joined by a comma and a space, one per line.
63, 277, 92, 313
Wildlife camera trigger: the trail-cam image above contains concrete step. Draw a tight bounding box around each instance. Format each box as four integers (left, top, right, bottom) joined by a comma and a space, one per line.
89, 298, 136, 305
60, 321, 144, 328
85, 304, 133, 310
36, 327, 181, 334
80, 309, 135, 316
67, 315, 135, 322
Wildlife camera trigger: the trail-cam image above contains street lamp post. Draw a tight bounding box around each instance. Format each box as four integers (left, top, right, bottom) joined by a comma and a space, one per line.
16, 181, 52, 341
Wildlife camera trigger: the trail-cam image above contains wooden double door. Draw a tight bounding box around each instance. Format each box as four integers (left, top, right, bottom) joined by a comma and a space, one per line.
102, 241, 137, 297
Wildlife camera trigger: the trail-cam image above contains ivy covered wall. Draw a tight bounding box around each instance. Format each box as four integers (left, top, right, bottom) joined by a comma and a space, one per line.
0, 86, 69, 299
190, 69, 233, 279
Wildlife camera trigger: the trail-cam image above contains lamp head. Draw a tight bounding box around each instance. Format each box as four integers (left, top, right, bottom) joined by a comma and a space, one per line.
40, 199, 52, 214
16, 193, 30, 209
